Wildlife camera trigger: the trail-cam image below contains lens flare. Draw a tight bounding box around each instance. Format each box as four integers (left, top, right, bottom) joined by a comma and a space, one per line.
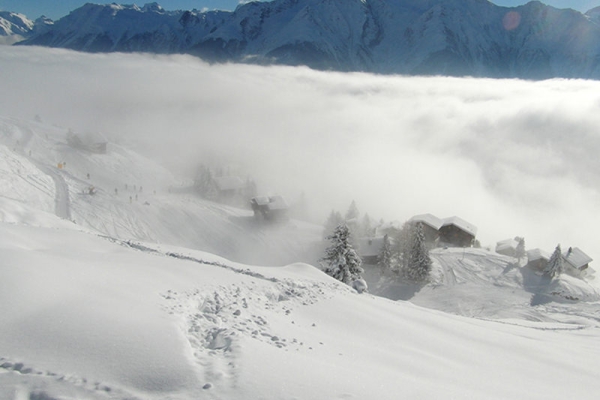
502, 11, 521, 31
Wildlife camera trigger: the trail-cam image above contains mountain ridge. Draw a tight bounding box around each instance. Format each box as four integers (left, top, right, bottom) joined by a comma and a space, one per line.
9, 0, 600, 79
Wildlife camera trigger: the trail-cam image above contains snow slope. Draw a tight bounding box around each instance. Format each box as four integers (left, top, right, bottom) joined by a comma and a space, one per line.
0, 116, 323, 266
3, 222, 600, 399
2, 115, 600, 398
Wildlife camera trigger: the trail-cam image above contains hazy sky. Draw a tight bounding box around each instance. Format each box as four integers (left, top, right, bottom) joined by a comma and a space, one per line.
2, 46, 600, 262
1, 0, 598, 20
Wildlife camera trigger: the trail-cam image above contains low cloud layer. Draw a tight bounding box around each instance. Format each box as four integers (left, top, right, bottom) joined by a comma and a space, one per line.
2, 46, 600, 260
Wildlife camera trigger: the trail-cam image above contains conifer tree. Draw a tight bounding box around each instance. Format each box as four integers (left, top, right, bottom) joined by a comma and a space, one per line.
321, 224, 364, 285
544, 244, 563, 279
194, 164, 216, 199
378, 234, 393, 271
404, 222, 432, 282
391, 222, 412, 274
345, 200, 360, 221
344, 200, 360, 242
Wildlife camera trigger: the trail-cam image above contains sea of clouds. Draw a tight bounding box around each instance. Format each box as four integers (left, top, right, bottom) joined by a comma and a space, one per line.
2, 46, 600, 260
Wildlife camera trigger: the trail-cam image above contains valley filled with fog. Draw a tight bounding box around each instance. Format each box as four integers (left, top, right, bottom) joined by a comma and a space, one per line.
2, 45, 600, 261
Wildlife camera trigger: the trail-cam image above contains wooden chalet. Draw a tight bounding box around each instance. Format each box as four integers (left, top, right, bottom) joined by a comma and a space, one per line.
562, 247, 595, 279
408, 214, 443, 246
66, 130, 107, 154
357, 237, 385, 265
250, 196, 289, 221
496, 238, 519, 257
526, 248, 550, 271
213, 176, 246, 200
438, 216, 477, 248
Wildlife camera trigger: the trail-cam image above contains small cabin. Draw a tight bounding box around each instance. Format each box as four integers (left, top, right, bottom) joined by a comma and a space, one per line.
496, 238, 519, 257
438, 216, 477, 248
562, 247, 594, 279
213, 176, 245, 199
357, 237, 385, 265
66, 130, 107, 154
251, 196, 289, 221
526, 248, 550, 271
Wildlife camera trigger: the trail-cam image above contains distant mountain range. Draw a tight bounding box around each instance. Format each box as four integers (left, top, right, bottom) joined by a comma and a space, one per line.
4, 0, 600, 79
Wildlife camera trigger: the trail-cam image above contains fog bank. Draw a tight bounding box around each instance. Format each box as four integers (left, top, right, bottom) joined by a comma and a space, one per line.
2, 46, 600, 260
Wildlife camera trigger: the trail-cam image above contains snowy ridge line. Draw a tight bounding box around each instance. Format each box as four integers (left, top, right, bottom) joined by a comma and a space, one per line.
164, 252, 280, 283
471, 317, 589, 332
0, 356, 136, 399
100, 234, 282, 283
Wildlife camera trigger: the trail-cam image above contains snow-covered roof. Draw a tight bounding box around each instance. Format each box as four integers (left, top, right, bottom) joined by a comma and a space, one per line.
441, 216, 478, 237
409, 213, 443, 230
527, 248, 551, 262
213, 176, 245, 191
252, 196, 270, 206
496, 238, 518, 252
251, 196, 288, 211
357, 237, 385, 258
562, 247, 593, 270
267, 195, 288, 211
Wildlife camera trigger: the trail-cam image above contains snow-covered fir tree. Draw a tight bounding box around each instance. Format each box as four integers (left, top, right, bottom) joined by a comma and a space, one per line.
378, 234, 393, 271
321, 224, 364, 285
544, 244, 563, 279
391, 222, 412, 274
404, 222, 432, 282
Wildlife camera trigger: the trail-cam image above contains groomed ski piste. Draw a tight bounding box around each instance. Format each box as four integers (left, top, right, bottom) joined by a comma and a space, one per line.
1, 115, 600, 400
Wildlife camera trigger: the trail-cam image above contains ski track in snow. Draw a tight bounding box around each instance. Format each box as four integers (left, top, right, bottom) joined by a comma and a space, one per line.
33, 162, 71, 220
2, 119, 72, 220
0, 356, 139, 400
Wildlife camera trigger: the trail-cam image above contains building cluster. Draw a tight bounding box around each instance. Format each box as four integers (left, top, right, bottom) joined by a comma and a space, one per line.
357, 213, 478, 265
494, 238, 595, 279
356, 211, 595, 281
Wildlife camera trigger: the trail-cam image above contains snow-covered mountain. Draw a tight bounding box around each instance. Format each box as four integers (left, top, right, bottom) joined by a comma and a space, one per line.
0, 11, 32, 45
2, 114, 600, 399
0, 11, 53, 45
13, 0, 600, 79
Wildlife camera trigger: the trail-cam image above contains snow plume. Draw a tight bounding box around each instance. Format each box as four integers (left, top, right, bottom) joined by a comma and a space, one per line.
2, 46, 600, 259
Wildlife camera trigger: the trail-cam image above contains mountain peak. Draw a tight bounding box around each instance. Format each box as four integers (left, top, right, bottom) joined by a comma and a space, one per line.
14, 0, 600, 79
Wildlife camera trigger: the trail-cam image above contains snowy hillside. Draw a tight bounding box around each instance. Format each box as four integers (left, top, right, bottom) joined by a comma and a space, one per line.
3, 221, 600, 399
0, 116, 322, 266
2, 113, 600, 398
14, 0, 600, 79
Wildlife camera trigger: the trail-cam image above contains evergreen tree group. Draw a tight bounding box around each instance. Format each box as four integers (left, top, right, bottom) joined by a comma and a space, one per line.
321, 224, 364, 285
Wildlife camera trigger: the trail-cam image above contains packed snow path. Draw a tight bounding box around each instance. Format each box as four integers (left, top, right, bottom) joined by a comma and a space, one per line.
33, 161, 71, 220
